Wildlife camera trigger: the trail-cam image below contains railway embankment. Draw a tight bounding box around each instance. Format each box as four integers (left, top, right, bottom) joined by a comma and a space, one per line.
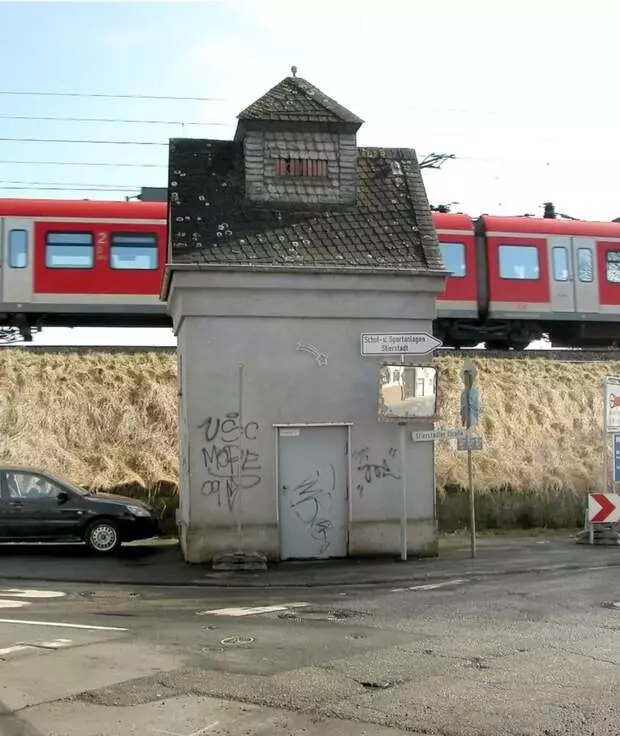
0, 347, 613, 533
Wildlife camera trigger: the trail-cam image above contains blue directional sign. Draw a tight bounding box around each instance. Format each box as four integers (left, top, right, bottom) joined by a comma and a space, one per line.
460, 386, 480, 427
614, 434, 620, 483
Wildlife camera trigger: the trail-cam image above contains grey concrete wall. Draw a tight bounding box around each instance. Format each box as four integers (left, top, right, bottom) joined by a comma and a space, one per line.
243, 130, 357, 205
169, 269, 444, 563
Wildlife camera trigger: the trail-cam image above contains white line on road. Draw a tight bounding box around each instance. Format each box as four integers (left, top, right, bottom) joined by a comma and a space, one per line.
0, 618, 128, 632
0, 644, 32, 656
391, 578, 467, 593
0, 600, 30, 609
197, 602, 309, 617
152, 722, 219, 736
0, 638, 73, 657
0, 589, 66, 599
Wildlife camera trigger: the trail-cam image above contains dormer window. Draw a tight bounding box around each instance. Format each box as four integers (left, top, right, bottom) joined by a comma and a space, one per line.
275, 157, 328, 177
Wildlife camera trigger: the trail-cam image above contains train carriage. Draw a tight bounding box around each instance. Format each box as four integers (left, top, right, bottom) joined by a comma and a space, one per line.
0, 199, 168, 337
432, 212, 481, 347
479, 215, 620, 348
3, 196, 620, 350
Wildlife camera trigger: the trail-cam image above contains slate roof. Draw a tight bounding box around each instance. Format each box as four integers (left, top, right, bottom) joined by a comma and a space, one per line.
237, 75, 364, 126
167, 138, 445, 275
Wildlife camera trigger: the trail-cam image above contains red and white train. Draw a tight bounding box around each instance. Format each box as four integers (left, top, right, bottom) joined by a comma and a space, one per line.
1, 197, 620, 348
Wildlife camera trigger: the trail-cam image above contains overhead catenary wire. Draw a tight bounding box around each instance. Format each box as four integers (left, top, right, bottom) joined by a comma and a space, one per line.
0, 90, 226, 102
0, 185, 144, 193
0, 179, 144, 189
0, 159, 166, 168
0, 114, 232, 127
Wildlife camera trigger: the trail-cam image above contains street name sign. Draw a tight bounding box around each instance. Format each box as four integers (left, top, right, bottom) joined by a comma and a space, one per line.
457, 436, 483, 452
588, 493, 620, 523
361, 332, 443, 356
410, 428, 467, 442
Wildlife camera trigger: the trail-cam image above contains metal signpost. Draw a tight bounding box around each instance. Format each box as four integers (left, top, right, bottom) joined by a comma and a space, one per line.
589, 377, 620, 544
614, 434, 620, 485
461, 358, 480, 558
369, 332, 443, 562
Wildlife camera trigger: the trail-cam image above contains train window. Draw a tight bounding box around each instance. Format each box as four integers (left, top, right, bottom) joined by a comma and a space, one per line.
45, 232, 93, 269
552, 247, 569, 281
606, 251, 620, 283
110, 233, 158, 270
8, 230, 28, 269
498, 245, 539, 280
439, 242, 466, 277
578, 248, 593, 282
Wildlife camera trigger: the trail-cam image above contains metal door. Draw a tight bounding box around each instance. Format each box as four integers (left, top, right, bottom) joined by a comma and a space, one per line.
2, 218, 35, 304
278, 425, 349, 560
547, 236, 574, 312
572, 237, 599, 314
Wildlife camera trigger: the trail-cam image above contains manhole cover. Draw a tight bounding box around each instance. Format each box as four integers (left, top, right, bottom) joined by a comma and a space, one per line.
220, 636, 254, 646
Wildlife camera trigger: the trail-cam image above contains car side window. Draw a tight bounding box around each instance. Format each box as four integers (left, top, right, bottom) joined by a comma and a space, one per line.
6, 472, 63, 500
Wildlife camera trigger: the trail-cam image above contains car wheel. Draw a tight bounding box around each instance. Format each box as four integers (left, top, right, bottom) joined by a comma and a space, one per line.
85, 519, 122, 554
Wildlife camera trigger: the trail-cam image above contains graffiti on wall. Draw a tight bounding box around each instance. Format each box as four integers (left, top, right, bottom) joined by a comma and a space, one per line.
352, 446, 400, 496
286, 464, 335, 554
198, 412, 261, 512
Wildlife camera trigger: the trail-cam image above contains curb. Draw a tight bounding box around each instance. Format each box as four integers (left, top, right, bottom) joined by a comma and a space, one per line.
1, 557, 620, 590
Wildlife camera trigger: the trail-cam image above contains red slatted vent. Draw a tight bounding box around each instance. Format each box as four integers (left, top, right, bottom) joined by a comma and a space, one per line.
275, 158, 328, 177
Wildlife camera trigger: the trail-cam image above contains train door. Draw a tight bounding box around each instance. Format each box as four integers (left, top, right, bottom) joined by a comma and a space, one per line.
547, 236, 575, 312
571, 237, 599, 314
2, 218, 34, 304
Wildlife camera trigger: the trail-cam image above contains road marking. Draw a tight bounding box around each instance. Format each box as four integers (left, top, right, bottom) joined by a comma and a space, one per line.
0, 644, 32, 656
0, 638, 73, 657
0, 589, 66, 599
197, 602, 309, 617
28, 638, 73, 649
391, 578, 467, 593
0, 600, 30, 609
0, 618, 128, 632
152, 722, 219, 736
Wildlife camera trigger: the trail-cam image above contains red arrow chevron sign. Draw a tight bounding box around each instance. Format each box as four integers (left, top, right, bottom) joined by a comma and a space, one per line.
588, 493, 620, 523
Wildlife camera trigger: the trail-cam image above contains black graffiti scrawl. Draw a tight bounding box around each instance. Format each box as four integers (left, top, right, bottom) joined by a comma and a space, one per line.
198, 412, 262, 512
352, 446, 400, 496
287, 464, 336, 554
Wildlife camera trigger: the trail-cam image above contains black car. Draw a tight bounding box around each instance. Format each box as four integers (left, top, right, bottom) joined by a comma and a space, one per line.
0, 466, 160, 554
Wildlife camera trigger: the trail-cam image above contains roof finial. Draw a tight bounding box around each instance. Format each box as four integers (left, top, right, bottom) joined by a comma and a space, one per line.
291, 65, 298, 77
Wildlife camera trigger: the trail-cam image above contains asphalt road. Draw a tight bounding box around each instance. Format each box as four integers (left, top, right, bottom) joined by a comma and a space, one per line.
0, 560, 619, 736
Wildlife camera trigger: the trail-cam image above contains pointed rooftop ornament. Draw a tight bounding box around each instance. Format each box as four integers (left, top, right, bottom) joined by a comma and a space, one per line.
291, 65, 298, 77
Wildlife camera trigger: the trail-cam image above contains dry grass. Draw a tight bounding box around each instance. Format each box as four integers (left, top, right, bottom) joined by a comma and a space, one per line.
434, 356, 613, 498
0, 351, 178, 490
0, 351, 613, 504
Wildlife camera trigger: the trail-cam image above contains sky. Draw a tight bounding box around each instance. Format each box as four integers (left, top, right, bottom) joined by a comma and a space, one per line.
1, 0, 618, 347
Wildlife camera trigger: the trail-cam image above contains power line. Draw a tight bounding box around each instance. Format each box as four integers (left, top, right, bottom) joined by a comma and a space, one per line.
0, 90, 226, 102
0, 159, 166, 168
0, 185, 138, 193
0, 136, 168, 147
0, 114, 232, 127
0, 179, 144, 189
